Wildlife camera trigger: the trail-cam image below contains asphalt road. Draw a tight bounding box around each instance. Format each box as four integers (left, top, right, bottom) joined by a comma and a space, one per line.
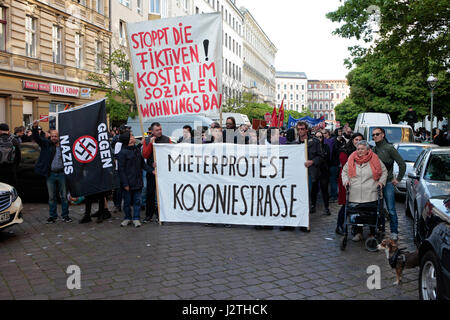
0, 197, 418, 300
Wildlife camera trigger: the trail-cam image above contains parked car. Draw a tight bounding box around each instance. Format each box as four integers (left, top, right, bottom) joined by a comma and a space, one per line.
354, 112, 392, 133
405, 147, 450, 222
16, 142, 48, 203
358, 124, 414, 146
416, 195, 450, 300
0, 182, 23, 231
393, 143, 438, 196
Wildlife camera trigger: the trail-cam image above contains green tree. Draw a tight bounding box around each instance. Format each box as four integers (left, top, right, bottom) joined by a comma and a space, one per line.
327, 0, 450, 125
88, 49, 137, 126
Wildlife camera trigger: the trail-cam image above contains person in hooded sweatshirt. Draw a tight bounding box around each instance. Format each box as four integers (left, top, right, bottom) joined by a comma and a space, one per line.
117, 131, 153, 228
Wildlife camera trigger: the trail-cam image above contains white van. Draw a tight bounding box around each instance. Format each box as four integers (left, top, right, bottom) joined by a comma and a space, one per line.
358, 124, 414, 145
355, 112, 392, 133
126, 114, 213, 141
208, 113, 251, 127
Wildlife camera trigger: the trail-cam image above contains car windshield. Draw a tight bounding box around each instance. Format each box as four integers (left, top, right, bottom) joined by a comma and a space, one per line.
370, 127, 412, 143
424, 154, 450, 182
397, 145, 431, 162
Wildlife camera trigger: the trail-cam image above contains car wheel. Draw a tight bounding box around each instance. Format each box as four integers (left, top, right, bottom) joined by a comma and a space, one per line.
419, 250, 443, 300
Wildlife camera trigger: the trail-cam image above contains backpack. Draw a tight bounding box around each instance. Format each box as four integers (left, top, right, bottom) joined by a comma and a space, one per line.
0, 135, 15, 164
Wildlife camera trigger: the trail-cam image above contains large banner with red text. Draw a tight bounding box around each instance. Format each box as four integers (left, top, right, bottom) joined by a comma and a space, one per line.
127, 13, 222, 120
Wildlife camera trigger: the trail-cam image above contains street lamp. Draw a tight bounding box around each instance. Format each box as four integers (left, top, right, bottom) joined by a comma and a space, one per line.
427, 74, 438, 135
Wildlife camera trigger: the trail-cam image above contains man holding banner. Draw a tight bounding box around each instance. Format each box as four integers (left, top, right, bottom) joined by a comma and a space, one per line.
32, 121, 71, 223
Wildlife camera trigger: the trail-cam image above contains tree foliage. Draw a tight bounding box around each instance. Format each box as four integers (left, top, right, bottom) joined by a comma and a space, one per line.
88, 49, 137, 125
327, 0, 450, 125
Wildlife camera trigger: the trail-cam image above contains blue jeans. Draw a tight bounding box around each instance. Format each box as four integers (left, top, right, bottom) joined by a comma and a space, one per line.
380, 182, 398, 234
141, 170, 147, 207
46, 172, 69, 218
123, 189, 142, 221
329, 166, 339, 199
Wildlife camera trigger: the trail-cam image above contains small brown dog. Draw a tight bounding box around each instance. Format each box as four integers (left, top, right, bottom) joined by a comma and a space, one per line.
377, 239, 419, 285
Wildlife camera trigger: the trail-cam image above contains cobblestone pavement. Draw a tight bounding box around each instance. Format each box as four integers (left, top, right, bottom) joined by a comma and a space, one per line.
0, 197, 418, 300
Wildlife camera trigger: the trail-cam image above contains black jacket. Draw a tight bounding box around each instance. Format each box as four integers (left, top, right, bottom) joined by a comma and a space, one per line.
0, 133, 21, 168
117, 145, 152, 190
32, 127, 56, 177
405, 110, 418, 125
287, 131, 324, 182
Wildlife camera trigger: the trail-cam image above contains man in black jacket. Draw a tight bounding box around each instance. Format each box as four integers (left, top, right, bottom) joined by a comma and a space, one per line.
32, 120, 71, 223
284, 121, 324, 231
117, 131, 152, 228
405, 106, 418, 129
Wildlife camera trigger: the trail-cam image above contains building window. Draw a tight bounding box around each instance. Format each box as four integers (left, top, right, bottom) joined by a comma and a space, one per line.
331, 93, 334, 99
0, 7, 6, 51
277, 84, 280, 90
336, 93, 339, 99
96, 41, 103, 71
314, 102, 317, 109
224, 33, 227, 47
136, 0, 142, 14
75, 33, 83, 68
120, 68, 130, 81
120, 0, 131, 8
25, 16, 37, 58
52, 25, 62, 64
23, 100, 33, 127
150, 0, 160, 13
119, 20, 126, 46
183, 0, 188, 11
97, 0, 104, 14
319, 103, 322, 110
284, 84, 286, 90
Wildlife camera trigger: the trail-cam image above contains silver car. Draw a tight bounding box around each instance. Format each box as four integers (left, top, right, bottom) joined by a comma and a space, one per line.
393, 143, 438, 195
405, 147, 450, 222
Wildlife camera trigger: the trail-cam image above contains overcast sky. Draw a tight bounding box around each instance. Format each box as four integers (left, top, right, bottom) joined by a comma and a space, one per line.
237, 0, 357, 80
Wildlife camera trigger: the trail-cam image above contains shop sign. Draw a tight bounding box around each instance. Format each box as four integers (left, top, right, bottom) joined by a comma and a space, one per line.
22, 80, 50, 92
80, 88, 91, 98
50, 83, 80, 97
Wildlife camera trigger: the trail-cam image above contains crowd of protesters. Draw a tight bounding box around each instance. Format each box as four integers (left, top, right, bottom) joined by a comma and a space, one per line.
0, 116, 449, 240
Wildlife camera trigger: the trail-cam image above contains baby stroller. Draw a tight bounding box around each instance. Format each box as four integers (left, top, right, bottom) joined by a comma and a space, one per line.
340, 186, 384, 251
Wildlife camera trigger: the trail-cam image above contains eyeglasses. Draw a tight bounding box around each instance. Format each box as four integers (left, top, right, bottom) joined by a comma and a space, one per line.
226, 122, 233, 125
316, 136, 323, 139
372, 133, 382, 137
298, 128, 307, 131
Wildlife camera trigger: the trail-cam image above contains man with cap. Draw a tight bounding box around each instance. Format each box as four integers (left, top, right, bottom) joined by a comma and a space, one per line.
32, 120, 71, 223
0, 123, 21, 187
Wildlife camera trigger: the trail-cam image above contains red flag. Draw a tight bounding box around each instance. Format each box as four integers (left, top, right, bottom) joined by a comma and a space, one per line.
278, 100, 285, 128
270, 105, 277, 127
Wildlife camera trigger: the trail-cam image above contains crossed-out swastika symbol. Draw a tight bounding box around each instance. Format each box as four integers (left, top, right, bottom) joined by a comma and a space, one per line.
73, 135, 98, 163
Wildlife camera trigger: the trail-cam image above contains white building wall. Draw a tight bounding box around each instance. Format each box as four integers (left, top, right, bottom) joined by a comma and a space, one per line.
275, 76, 308, 112
241, 7, 277, 105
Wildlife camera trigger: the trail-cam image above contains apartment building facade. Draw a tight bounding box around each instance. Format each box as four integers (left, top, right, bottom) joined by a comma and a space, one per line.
307, 79, 349, 121
240, 7, 276, 106
275, 71, 308, 112
0, 0, 111, 130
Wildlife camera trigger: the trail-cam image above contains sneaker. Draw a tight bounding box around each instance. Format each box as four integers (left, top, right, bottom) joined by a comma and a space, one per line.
323, 208, 331, 216
143, 216, 152, 224
224, 224, 231, 228
91, 210, 101, 218
133, 220, 141, 228
352, 233, 363, 242
62, 217, 73, 223
121, 219, 131, 227
335, 226, 345, 235
79, 215, 92, 224
391, 233, 398, 241
46, 217, 57, 224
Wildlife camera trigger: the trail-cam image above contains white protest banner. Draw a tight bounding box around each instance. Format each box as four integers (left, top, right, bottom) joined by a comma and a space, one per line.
154, 144, 309, 227
126, 13, 222, 121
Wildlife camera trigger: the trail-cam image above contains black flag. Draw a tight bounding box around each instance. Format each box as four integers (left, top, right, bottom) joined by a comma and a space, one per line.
58, 99, 117, 197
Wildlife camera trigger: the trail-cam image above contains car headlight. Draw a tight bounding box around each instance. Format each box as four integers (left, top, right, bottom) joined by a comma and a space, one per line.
11, 188, 18, 203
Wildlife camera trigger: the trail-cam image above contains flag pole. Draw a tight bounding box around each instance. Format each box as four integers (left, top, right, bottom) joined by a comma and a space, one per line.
305, 137, 310, 232
124, 22, 145, 138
